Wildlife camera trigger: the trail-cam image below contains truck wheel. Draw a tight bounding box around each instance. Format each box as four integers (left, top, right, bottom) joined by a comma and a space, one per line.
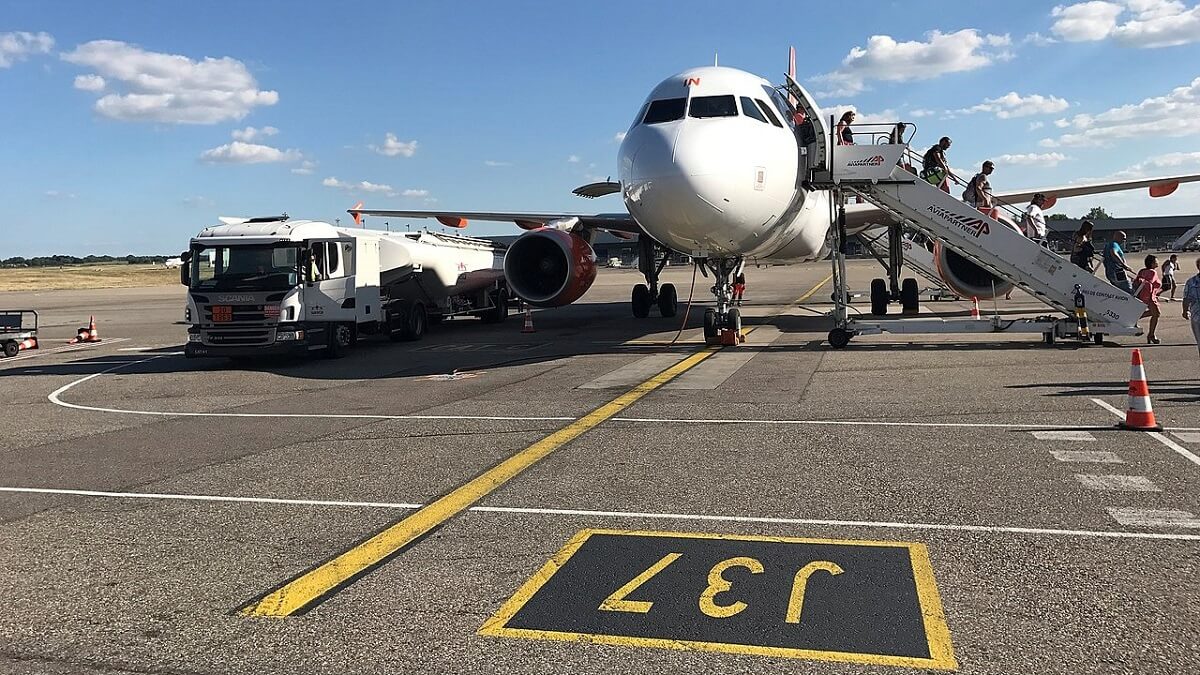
481, 291, 507, 324
324, 323, 354, 358
398, 302, 427, 341
3, 341, 18, 358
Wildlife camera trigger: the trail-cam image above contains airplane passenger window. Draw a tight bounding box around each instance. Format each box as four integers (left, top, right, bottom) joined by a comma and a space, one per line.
688, 95, 738, 118
754, 99, 783, 127
740, 96, 768, 123
643, 98, 686, 124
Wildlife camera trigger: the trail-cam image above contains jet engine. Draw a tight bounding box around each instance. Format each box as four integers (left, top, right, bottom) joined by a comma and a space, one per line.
931, 209, 1020, 299
503, 228, 597, 307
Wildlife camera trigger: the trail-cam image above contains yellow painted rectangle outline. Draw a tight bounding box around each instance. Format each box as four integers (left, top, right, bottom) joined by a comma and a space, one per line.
479, 528, 957, 671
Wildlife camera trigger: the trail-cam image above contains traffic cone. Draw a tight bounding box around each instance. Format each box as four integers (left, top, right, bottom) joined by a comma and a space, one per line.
17, 337, 37, 352
970, 297, 981, 320
1119, 348, 1162, 431
521, 309, 535, 333
84, 315, 100, 342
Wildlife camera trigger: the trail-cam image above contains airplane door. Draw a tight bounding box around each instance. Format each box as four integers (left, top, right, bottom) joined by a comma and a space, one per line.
783, 74, 830, 177
304, 238, 357, 323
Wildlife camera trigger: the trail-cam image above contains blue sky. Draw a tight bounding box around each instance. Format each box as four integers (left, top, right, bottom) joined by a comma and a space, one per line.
3, 0, 1200, 256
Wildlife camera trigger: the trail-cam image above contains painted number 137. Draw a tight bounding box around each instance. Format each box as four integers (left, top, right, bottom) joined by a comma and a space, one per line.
599, 553, 844, 623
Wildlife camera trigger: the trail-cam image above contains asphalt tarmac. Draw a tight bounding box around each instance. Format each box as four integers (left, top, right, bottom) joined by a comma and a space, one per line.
1, 260, 1198, 674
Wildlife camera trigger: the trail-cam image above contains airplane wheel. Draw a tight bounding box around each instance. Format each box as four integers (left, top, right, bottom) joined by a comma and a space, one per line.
632, 284, 652, 318
901, 278, 920, 314
657, 283, 678, 317
703, 308, 718, 341
727, 307, 742, 335
870, 278, 888, 316
828, 328, 852, 348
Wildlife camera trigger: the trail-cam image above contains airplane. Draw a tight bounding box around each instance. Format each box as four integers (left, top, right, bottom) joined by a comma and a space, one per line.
163, 257, 184, 269
350, 51, 1200, 343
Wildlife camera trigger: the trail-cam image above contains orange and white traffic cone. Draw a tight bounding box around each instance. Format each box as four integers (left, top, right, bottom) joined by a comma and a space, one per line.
1119, 348, 1162, 431
970, 297, 981, 320
84, 315, 100, 342
521, 309, 535, 334
17, 337, 37, 352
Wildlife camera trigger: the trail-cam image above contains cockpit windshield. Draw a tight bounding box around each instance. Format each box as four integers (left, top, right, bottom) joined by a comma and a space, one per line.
643, 98, 686, 124
190, 243, 301, 291
688, 95, 738, 118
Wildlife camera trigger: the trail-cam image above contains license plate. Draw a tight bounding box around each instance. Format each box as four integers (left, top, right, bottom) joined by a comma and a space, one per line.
212, 305, 233, 322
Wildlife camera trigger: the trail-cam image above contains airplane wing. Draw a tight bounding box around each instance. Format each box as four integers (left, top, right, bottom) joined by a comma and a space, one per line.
993, 173, 1200, 210
844, 172, 1200, 229
347, 207, 641, 239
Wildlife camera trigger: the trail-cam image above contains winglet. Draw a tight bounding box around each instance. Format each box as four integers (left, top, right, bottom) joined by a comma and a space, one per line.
350, 202, 364, 226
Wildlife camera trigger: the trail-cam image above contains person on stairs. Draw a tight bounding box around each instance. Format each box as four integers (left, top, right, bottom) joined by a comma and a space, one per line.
963, 161, 994, 210
1182, 258, 1200, 360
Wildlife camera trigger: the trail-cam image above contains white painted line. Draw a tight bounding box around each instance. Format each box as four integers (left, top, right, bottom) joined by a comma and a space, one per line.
1173, 432, 1200, 443
1074, 474, 1161, 492
46, 356, 574, 423
1091, 398, 1200, 468
1051, 450, 1125, 463
577, 354, 687, 389
1032, 430, 1096, 441
4, 485, 1200, 542
1107, 507, 1200, 529
43, 356, 1130, 432
608, 417, 1103, 430
1, 337, 131, 363
0, 486, 422, 510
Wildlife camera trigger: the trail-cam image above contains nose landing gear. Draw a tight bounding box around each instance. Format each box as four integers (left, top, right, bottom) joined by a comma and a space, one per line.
699, 256, 745, 346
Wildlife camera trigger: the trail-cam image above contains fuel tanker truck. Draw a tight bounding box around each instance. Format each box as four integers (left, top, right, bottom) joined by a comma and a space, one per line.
180, 215, 515, 358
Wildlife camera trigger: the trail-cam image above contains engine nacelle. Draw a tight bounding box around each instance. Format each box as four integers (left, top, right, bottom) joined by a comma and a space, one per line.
503, 228, 597, 307
932, 209, 1020, 299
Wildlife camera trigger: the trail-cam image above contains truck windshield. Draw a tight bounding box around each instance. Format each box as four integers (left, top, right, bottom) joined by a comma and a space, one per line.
190, 244, 300, 291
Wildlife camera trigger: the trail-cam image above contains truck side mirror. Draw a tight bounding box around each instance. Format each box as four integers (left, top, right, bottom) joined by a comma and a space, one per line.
179, 251, 191, 286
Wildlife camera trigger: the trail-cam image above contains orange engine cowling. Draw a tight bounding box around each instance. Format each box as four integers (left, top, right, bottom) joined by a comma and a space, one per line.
503, 228, 597, 307
932, 211, 1018, 299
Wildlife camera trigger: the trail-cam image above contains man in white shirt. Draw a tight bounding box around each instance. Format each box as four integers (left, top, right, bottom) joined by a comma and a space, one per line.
1183, 258, 1200, 360
1022, 193, 1048, 245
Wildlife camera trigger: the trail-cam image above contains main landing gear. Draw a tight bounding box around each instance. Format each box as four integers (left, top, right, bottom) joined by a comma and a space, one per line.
697, 257, 745, 346
631, 236, 678, 319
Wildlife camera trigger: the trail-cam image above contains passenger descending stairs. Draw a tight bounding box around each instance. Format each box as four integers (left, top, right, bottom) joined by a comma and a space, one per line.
834, 164, 1147, 335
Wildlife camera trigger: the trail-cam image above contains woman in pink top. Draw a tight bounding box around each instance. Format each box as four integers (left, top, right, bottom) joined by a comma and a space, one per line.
1134, 254, 1163, 344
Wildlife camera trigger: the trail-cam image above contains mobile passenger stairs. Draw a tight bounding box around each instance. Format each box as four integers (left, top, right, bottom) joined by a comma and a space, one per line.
783, 76, 1146, 349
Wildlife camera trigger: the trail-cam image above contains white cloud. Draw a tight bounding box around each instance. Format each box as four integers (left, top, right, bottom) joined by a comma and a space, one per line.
231, 125, 278, 141
567, 154, 581, 163
957, 92, 1070, 118
200, 141, 301, 164
61, 40, 278, 124
1051, 1, 1200, 47
290, 160, 317, 175
614, 131, 627, 142
813, 29, 1013, 96
44, 190, 77, 199
908, 108, 937, 118
182, 195, 215, 208
0, 31, 54, 68
1044, 75, 1200, 146
1029, 120, 1046, 130
991, 152, 1070, 166
401, 189, 429, 198
483, 160, 511, 167
1104, 150, 1200, 178
73, 74, 105, 92
323, 176, 398, 197
1023, 32, 1059, 45
370, 133, 417, 157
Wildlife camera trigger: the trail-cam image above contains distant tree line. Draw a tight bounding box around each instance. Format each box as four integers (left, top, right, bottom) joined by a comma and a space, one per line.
0, 254, 170, 268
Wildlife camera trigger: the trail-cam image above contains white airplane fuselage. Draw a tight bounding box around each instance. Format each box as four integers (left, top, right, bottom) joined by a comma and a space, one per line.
618, 66, 830, 263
